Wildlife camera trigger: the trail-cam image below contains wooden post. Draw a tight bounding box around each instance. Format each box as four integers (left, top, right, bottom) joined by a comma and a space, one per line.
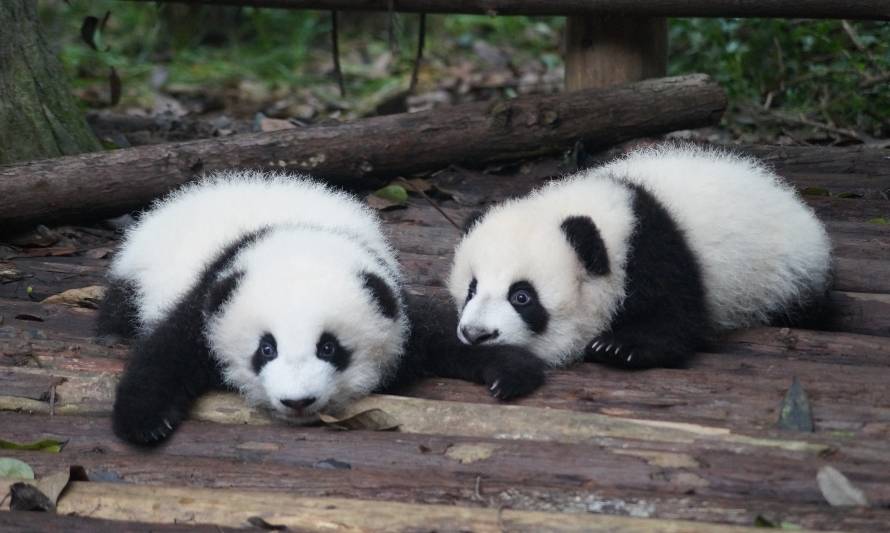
564, 15, 668, 90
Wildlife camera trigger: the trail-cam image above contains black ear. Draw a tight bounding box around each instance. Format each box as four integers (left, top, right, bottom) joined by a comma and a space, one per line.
205, 271, 244, 315
461, 210, 485, 235
361, 272, 399, 319
560, 216, 610, 276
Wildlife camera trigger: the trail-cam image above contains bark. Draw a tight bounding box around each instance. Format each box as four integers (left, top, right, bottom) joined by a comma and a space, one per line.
0, 74, 726, 231
0, 1, 100, 165
124, 0, 890, 20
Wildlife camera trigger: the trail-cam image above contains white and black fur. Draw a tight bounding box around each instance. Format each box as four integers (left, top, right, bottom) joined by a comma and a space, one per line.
100, 171, 544, 446
449, 144, 833, 373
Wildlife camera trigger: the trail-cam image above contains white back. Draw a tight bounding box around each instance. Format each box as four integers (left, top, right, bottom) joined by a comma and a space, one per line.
591, 144, 832, 329
111, 171, 397, 331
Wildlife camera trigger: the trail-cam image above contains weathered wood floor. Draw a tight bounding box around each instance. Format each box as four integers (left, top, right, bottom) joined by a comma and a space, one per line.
1, 144, 889, 531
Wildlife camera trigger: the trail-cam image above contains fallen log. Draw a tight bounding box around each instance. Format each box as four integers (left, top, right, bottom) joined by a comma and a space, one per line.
0, 74, 725, 231
124, 0, 890, 21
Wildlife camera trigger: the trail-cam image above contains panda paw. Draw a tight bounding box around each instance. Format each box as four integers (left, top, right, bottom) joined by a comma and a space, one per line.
586, 334, 658, 369
112, 385, 186, 446
480, 346, 547, 400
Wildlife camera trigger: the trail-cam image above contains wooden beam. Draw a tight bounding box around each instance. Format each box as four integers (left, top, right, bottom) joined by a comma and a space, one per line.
121, 0, 890, 21
0, 75, 725, 232
0, 478, 834, 532
564, 15, 667, 90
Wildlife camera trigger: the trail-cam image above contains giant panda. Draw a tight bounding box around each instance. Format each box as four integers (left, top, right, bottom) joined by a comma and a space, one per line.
100, 171, 544, 445
448, 143, 832, 376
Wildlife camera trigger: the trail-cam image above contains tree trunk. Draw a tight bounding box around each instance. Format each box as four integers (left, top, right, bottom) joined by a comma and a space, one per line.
0, 1, 100, 165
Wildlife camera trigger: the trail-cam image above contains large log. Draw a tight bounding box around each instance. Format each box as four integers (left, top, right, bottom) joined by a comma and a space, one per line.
124, 0, 890, 20
0, 75, 725, 231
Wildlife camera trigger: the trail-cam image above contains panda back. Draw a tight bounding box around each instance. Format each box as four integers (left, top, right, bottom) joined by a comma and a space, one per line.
593, 144, 831, 329
111, 171, 393, 330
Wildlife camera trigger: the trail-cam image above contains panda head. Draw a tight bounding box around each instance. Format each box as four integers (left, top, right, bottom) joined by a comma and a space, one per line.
205, 228, 407, 420
448, 192, 630, 366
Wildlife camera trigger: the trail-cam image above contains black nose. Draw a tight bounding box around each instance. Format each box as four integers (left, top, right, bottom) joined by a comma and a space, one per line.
281, 397, 316, 410
461, 326, 499, 345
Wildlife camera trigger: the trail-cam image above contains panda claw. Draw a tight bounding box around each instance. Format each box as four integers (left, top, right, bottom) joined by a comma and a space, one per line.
626, 353, 634, 363
591, 341, 601, 351
605, 343, 613, 353
163, 419, 173, 431
490, 380, 500, 392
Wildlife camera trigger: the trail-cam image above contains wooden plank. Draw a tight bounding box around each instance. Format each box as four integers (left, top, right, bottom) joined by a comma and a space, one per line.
0, 478, 828, 533
4, 328, 890, 439
5, 422, 889, 531
121, 0, 890, 20
0, 512, 242, 533
0, 367, 855, 454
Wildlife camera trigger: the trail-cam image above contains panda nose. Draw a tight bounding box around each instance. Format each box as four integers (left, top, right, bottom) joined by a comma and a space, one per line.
461, 326, 499, 345
280, 397, 316, 410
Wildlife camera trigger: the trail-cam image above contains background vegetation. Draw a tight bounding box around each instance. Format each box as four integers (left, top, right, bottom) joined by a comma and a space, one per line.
40, 1, 889, 141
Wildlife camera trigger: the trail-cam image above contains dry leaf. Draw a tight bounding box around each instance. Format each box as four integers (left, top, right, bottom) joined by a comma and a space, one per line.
318, 408, 399, 431
777, 377, 814, 432
817, 465, 869, 506
84, 247, 113, 259
258, 116, 297, 132
247, 516, 289, 530
41, 286, 106, 309
0, 262, 23, 283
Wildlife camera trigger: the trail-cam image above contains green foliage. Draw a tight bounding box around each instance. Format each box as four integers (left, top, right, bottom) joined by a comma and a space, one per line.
670, 19, 889, 137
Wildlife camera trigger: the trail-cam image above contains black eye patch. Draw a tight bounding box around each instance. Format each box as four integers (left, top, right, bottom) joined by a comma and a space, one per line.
316, 332, 352, 371
508, 281, 549, 334
252, 333, 278, 374
465, 278, 477, 305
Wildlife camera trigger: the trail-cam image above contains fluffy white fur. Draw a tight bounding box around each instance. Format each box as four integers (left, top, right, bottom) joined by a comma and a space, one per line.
111, 171, 407, 417
449, 144, 832, 366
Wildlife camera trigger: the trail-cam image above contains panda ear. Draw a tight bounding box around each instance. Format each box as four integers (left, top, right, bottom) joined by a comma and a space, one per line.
205, 271, 244, 315
361, 271, 399, 319
560, 216, 610, 276
461, 210, 485, 235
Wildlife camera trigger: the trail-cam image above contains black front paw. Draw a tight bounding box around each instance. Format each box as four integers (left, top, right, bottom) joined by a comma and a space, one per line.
480, 346, 546, 400
586, 333, 658, 369
112, 382, 187, 446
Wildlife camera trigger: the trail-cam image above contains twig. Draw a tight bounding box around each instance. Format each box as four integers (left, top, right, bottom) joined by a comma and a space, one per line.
330, 11, 345, 97
841, 20, 866, 52
49, 382, 57, 417
759, 108, 867, 142
396, 177, 461, 231
387, 0, 397, 54
409, 13, 426, 93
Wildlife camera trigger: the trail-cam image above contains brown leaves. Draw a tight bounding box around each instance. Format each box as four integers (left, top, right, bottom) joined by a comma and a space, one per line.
318, 408, 399, 431
41, 286, 106, 309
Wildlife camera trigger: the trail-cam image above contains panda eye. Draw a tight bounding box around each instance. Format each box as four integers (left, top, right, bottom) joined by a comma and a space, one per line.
316, 333, 341, 362
509, 289, 533, 307
466, 278, 477, 303
258, 335, 277, 360
252, 333, 278, 374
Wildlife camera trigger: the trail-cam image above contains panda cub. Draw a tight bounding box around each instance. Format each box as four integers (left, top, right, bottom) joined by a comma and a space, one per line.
100, 171, 543, 445
449, 144, 832, 373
